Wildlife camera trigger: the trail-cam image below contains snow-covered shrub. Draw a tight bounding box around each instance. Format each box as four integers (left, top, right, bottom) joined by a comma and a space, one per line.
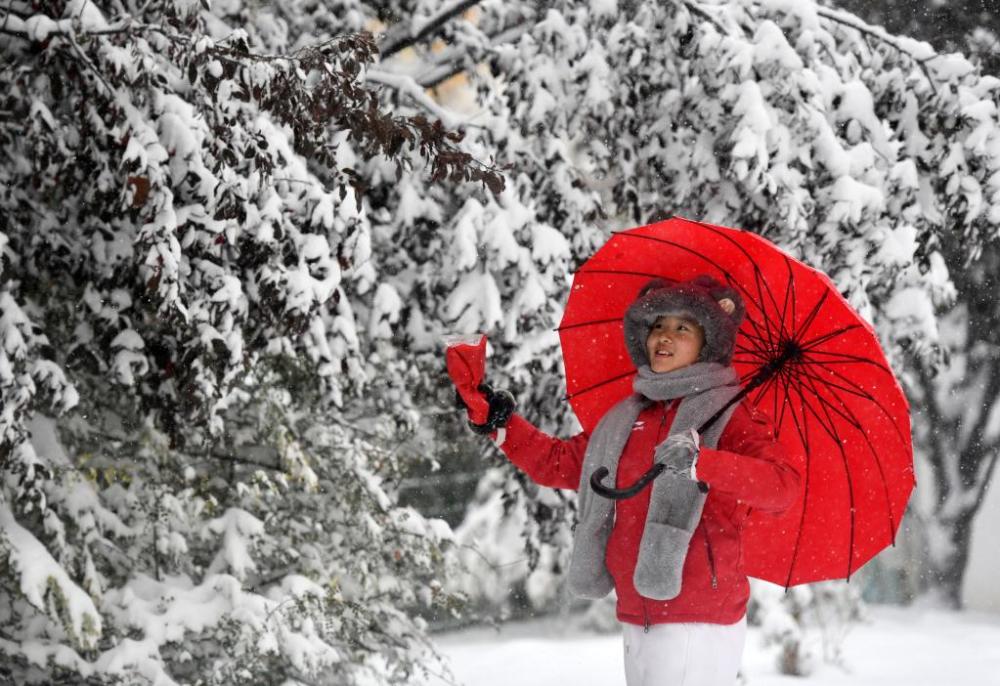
750, 579, 865, 676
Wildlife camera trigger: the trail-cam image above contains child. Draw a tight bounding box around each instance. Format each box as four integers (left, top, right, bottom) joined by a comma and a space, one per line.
451, 275, 801, 686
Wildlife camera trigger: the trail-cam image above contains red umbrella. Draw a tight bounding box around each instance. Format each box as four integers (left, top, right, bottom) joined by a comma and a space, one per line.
558, 216, 914, 587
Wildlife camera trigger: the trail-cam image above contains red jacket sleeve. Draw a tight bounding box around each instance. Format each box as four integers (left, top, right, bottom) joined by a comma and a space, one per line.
695, 404, 801, 513
495, 414, 589, 490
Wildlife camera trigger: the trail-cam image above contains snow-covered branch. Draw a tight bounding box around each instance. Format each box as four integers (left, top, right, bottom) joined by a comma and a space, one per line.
367, 68, 463, 128
378, 0, 483, 59
813, 5, 941, 91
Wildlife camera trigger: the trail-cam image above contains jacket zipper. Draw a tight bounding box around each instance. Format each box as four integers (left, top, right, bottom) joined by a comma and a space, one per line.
704, 527, 718, 589
642, 597, 650, 633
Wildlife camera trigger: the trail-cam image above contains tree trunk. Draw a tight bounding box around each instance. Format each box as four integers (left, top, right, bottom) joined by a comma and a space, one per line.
912, 244, 1000, 607
926, 507, 978, 608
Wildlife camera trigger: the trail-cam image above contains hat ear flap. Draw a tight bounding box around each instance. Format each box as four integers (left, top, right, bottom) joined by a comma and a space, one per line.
718, 288, 745, 326
690, 275, 745, 326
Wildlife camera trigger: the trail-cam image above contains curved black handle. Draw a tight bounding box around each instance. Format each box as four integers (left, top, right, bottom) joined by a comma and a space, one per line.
590, 464, 710, 499
589, 463, 667, 500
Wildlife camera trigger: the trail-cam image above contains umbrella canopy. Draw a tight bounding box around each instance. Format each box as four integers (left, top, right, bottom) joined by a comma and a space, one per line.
558, 216, 914, 587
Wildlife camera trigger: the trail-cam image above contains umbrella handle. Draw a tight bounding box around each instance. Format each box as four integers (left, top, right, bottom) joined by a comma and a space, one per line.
589, 464, 666, 500
589, 464, 711, 499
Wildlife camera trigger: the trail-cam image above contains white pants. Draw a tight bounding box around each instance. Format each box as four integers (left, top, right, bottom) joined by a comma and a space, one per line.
622, 617, 746, 686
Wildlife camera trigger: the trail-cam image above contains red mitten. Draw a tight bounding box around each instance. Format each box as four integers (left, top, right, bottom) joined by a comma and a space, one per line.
445, 334, 490, 425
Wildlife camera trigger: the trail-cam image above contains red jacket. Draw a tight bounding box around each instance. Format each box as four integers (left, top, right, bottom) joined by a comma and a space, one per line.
498, 399, 801, 628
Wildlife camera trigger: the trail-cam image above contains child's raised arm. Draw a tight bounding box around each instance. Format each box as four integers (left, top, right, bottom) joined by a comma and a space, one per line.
444, 337, 588, 491
493, 414, 589, 491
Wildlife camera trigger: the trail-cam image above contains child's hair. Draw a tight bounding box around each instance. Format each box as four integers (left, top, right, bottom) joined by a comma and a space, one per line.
623, 275, 745, 368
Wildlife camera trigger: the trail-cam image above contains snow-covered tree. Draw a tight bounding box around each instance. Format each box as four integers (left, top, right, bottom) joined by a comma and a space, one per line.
0, 0, 505, 682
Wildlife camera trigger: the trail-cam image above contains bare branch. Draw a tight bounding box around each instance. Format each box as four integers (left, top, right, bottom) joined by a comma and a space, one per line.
378, 0, 482, 59
66, 31, 115, 96
417, 19, 532, 89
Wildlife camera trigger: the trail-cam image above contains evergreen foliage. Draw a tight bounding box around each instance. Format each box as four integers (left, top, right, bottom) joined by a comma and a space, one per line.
5, 0, 1000, 681
0, 0, 498, 682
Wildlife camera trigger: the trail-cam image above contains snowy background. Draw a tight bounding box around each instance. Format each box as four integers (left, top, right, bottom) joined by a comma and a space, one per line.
3, 0, 1000, 684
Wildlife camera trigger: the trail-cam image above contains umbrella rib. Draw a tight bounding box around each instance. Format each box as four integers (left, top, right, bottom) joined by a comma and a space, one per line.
744, 364, 787, 432
733, 341, 767, 357
735, 327, 773, 351
793, 364, 868, 431
777, 365, 812, 589
565, 369, 636, 401
788, 366, 875, 403
660, 221, 790, 333
608, 231, 738, 277
785, 365, 851, 440
732, 353, 772, 368
786, 368, 857, 581
556, 317, 622, 333
777, 255, 795, 349
792, 374, 896, 541
745, 308, 779, 353
789, 256, 798, 341
575, 268, 676, 281
801, 356, 910, 447
754, 369, 788, 432
796, 356, 890, 371
745, 270, 781, 351
793, 362, 899, 549
796, 350, 893, 375
735, 263, 783, 351
734, 333, 773, 360
790, 287, 831, 347
799, 324, 864, 351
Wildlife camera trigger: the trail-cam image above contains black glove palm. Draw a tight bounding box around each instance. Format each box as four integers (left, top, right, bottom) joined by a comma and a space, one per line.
455, 383, 516, 435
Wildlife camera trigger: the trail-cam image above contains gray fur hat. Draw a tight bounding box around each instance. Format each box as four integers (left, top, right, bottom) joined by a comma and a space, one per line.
623, 275, 746, 368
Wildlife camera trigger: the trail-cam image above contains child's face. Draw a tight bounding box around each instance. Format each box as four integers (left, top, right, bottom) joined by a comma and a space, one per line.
645, 315, 705, 373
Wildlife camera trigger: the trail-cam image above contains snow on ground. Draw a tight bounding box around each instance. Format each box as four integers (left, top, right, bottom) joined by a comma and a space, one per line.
424, 606, 1000, 686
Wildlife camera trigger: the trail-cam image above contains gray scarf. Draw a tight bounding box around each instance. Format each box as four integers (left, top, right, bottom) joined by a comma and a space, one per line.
566, 362, 742, 600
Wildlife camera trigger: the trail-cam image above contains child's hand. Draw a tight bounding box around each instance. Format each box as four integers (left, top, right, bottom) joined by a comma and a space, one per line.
454, 383, 516, 435
444, 334, 515, 436
654, 428, 700, 480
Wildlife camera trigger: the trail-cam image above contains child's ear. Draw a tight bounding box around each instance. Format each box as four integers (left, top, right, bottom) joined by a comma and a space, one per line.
718, 298, 736, 315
